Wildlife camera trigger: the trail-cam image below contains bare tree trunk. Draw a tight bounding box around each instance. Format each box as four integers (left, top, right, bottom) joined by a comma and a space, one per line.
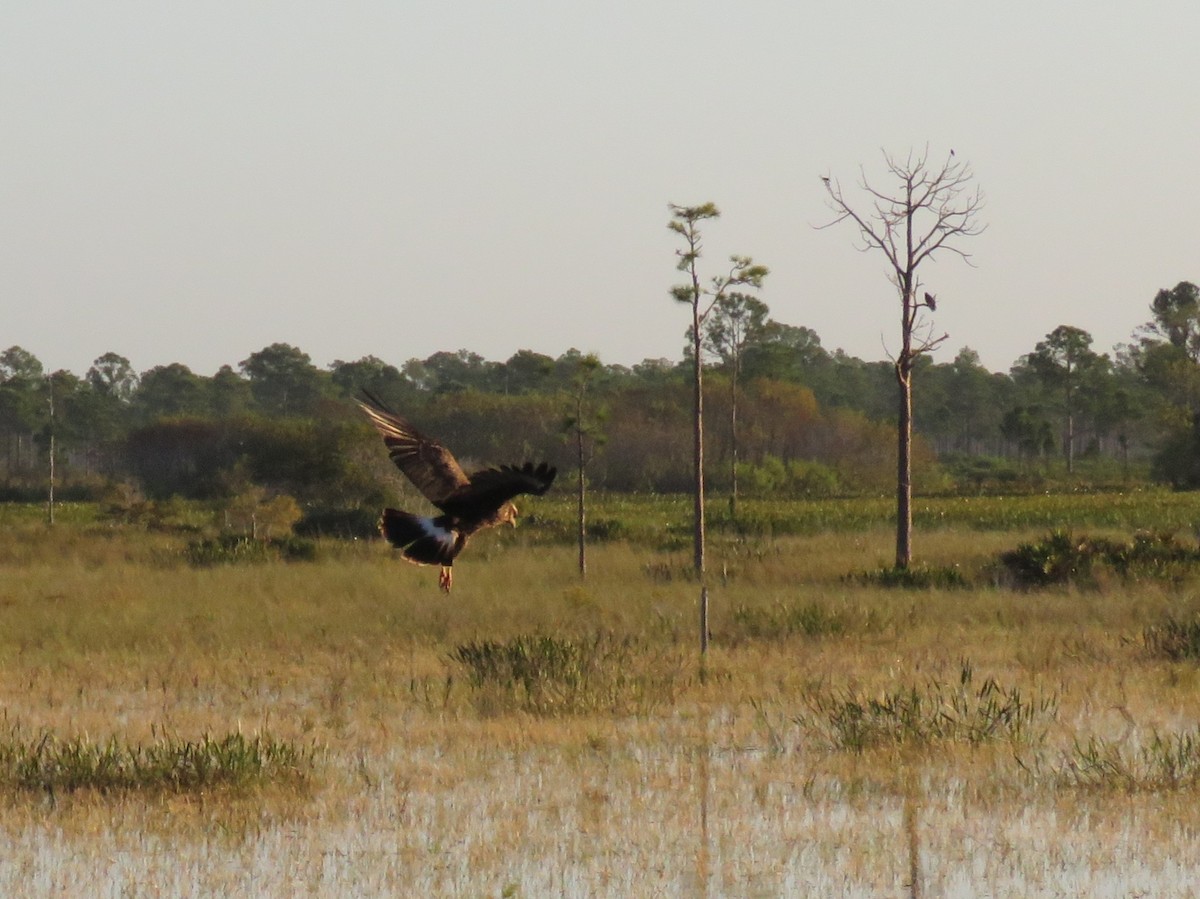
692, 308, 709, 668
896, 364, 913, 569
895, 267, 916, 571
692, 304, 706, 578
46, 390, 55, 527
576, 412, 587, 578
904, 782, 923, 899
669, 202, 766, 658
1065, 382, 1075, 474
729, 361, 739, 521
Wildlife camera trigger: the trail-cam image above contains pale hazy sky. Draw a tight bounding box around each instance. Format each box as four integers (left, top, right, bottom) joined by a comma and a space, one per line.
3, 2, 1197, 378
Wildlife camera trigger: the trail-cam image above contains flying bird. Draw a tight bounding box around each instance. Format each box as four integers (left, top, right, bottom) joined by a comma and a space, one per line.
356, 392, 556, 592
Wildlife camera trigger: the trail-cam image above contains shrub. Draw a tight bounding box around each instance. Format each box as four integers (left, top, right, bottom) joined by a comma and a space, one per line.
1109, 531, 1200, 580
584, 517, 627, 541
998, 530, 1112, 587
998, 529, 1200, 588
184, 534, 318, 566
734, 456, 841, 499
224, 487, 303, 540
99, 481, 152, 524
939, 453, 1024, 493
295, 506, 380, 539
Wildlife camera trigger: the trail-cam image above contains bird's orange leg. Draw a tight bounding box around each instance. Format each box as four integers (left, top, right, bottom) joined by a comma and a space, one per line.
439, 566, 453, 593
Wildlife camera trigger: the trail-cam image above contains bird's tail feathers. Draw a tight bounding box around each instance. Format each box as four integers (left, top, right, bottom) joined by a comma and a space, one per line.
380, 509, 458, 566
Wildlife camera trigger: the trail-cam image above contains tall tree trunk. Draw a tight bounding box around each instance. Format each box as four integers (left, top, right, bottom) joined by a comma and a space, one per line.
895, 363, 913, 569
1065, 381, 1075, 474
576, 403, 587, 579
47, 391, 55, 527
692, 305, 706, 578
729, 361, 738, 521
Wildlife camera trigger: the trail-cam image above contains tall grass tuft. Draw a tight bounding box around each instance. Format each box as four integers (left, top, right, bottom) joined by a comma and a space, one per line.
1143, 614, 1200, 661
1060, 730, 1200, 792
184, 534, 319, 566
450, 632, 680, 716
728, 600, 850, 641
798, 661, 1058, 753
0, 727, 317, 795
850, 563, 970, 590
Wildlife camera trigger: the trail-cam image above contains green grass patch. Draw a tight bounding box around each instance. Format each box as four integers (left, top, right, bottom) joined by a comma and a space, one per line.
850, 563, 970, 590
184, 534, 319, 566
517, 489, 1200, 550
799, 662, 1058, 753
449, 632, 681, 716
0, 727, 318, 796
728, 600, 852, 641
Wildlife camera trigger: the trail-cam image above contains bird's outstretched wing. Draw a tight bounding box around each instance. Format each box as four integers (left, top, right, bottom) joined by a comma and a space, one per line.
356, 391, 470, 506
446, 462, 557, 513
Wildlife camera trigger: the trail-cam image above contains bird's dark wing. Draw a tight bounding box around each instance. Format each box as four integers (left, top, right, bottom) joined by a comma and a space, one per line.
445, 462, 557, 513
356, 393, 470, 506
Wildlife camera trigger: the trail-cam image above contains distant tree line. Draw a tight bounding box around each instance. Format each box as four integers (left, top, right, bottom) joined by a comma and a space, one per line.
1, 280, 1197, 517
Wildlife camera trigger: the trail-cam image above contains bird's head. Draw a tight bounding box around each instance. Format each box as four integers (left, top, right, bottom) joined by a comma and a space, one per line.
499, 502, 519, 528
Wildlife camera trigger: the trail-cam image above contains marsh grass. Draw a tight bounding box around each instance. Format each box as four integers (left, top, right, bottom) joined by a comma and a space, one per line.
1057, 729, 1200, 792
524, 489, 1200, 544
799, 662, 1059, 753
0, 725, 316, 796
1143, 614, 1200, 661
4, 498, 1200, 894
728, 599, 854, 641
850, 563, 971, 590
450, 632, 682, 716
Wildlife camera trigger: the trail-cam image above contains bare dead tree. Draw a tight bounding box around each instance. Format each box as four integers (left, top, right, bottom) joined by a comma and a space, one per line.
819, 148, 984, 569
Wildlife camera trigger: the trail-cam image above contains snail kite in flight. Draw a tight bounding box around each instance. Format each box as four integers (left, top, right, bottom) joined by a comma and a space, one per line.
356, 391, 556, 592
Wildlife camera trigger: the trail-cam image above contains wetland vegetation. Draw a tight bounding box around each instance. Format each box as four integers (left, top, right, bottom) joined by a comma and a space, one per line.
4, 492, 1200, 895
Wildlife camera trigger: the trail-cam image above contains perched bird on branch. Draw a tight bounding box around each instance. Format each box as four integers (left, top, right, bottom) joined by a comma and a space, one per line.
924, 291, 938, 311
356, 391, 556, 592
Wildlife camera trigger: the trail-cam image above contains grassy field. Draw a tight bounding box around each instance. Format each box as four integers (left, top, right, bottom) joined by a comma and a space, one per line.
5, 493, 1200, 896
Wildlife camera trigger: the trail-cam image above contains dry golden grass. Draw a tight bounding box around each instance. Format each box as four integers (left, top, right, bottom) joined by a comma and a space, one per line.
3, 513, 1200, 895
